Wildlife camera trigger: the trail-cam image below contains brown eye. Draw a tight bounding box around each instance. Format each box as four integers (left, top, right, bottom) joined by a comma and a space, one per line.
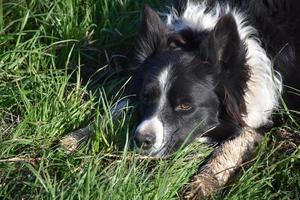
175, 103, 192, 112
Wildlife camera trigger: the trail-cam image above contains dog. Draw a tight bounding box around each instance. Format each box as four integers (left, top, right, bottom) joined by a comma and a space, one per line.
116, 0, 300, 198
64, 0, 300, 198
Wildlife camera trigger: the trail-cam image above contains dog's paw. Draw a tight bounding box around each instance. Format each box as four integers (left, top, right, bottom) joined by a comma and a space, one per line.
180, 171, 219, 200
60, 125, 92, 153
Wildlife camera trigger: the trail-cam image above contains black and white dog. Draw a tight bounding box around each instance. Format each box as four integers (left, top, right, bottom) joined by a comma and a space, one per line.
126, 0, 300, 156
65, 0, 300, 197
117, 0, 300, 197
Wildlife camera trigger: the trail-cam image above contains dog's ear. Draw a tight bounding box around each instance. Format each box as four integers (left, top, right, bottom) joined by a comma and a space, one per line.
209, 15, 248, 125
134, 5, 168, 63
209, 14, 245, 66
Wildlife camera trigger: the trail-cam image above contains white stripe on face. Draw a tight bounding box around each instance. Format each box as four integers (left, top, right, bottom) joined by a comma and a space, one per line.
157, 66, 171, 114
134, 66, 171, 156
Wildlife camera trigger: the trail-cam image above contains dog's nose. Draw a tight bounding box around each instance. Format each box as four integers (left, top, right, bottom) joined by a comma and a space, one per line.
134, 132, 156, 150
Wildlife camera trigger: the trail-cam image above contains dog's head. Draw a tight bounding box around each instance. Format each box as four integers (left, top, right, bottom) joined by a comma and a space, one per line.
128, 6, 248, 157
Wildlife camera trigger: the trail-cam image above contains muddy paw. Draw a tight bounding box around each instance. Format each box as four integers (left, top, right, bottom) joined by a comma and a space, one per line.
180, 171, 219, 199
60, 125, 93, 153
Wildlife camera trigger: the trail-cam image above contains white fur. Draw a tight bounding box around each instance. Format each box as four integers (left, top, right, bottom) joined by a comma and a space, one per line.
166, 0, 282, 128
134, 67, 172, 156
135, 116, 164, 154
197, 137, 211, 144
158, 66, 171, 92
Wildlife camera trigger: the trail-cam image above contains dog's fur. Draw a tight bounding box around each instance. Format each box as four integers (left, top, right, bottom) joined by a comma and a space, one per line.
116, 0, 300, 197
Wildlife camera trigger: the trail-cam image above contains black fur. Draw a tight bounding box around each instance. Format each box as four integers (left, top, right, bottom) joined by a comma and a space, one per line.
125, 0, 300, 156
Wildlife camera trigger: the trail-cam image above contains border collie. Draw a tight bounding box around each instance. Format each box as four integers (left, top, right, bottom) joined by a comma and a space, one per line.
64, 0, 300, 198
115, 0, 300, 197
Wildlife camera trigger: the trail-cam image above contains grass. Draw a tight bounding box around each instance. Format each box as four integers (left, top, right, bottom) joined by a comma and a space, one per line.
0, 0, 299, 199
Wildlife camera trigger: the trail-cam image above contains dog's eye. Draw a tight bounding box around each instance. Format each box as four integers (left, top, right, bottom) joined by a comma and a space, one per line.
175, 103, 192, 112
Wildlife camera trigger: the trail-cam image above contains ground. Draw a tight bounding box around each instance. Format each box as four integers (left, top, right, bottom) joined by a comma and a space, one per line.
0, 0, 299, 199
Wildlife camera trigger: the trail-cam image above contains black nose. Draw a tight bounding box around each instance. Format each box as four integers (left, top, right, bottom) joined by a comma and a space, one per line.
134, 132, 156, 150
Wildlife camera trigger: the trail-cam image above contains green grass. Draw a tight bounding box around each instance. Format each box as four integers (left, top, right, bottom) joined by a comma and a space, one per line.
0, 0, 299, 199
